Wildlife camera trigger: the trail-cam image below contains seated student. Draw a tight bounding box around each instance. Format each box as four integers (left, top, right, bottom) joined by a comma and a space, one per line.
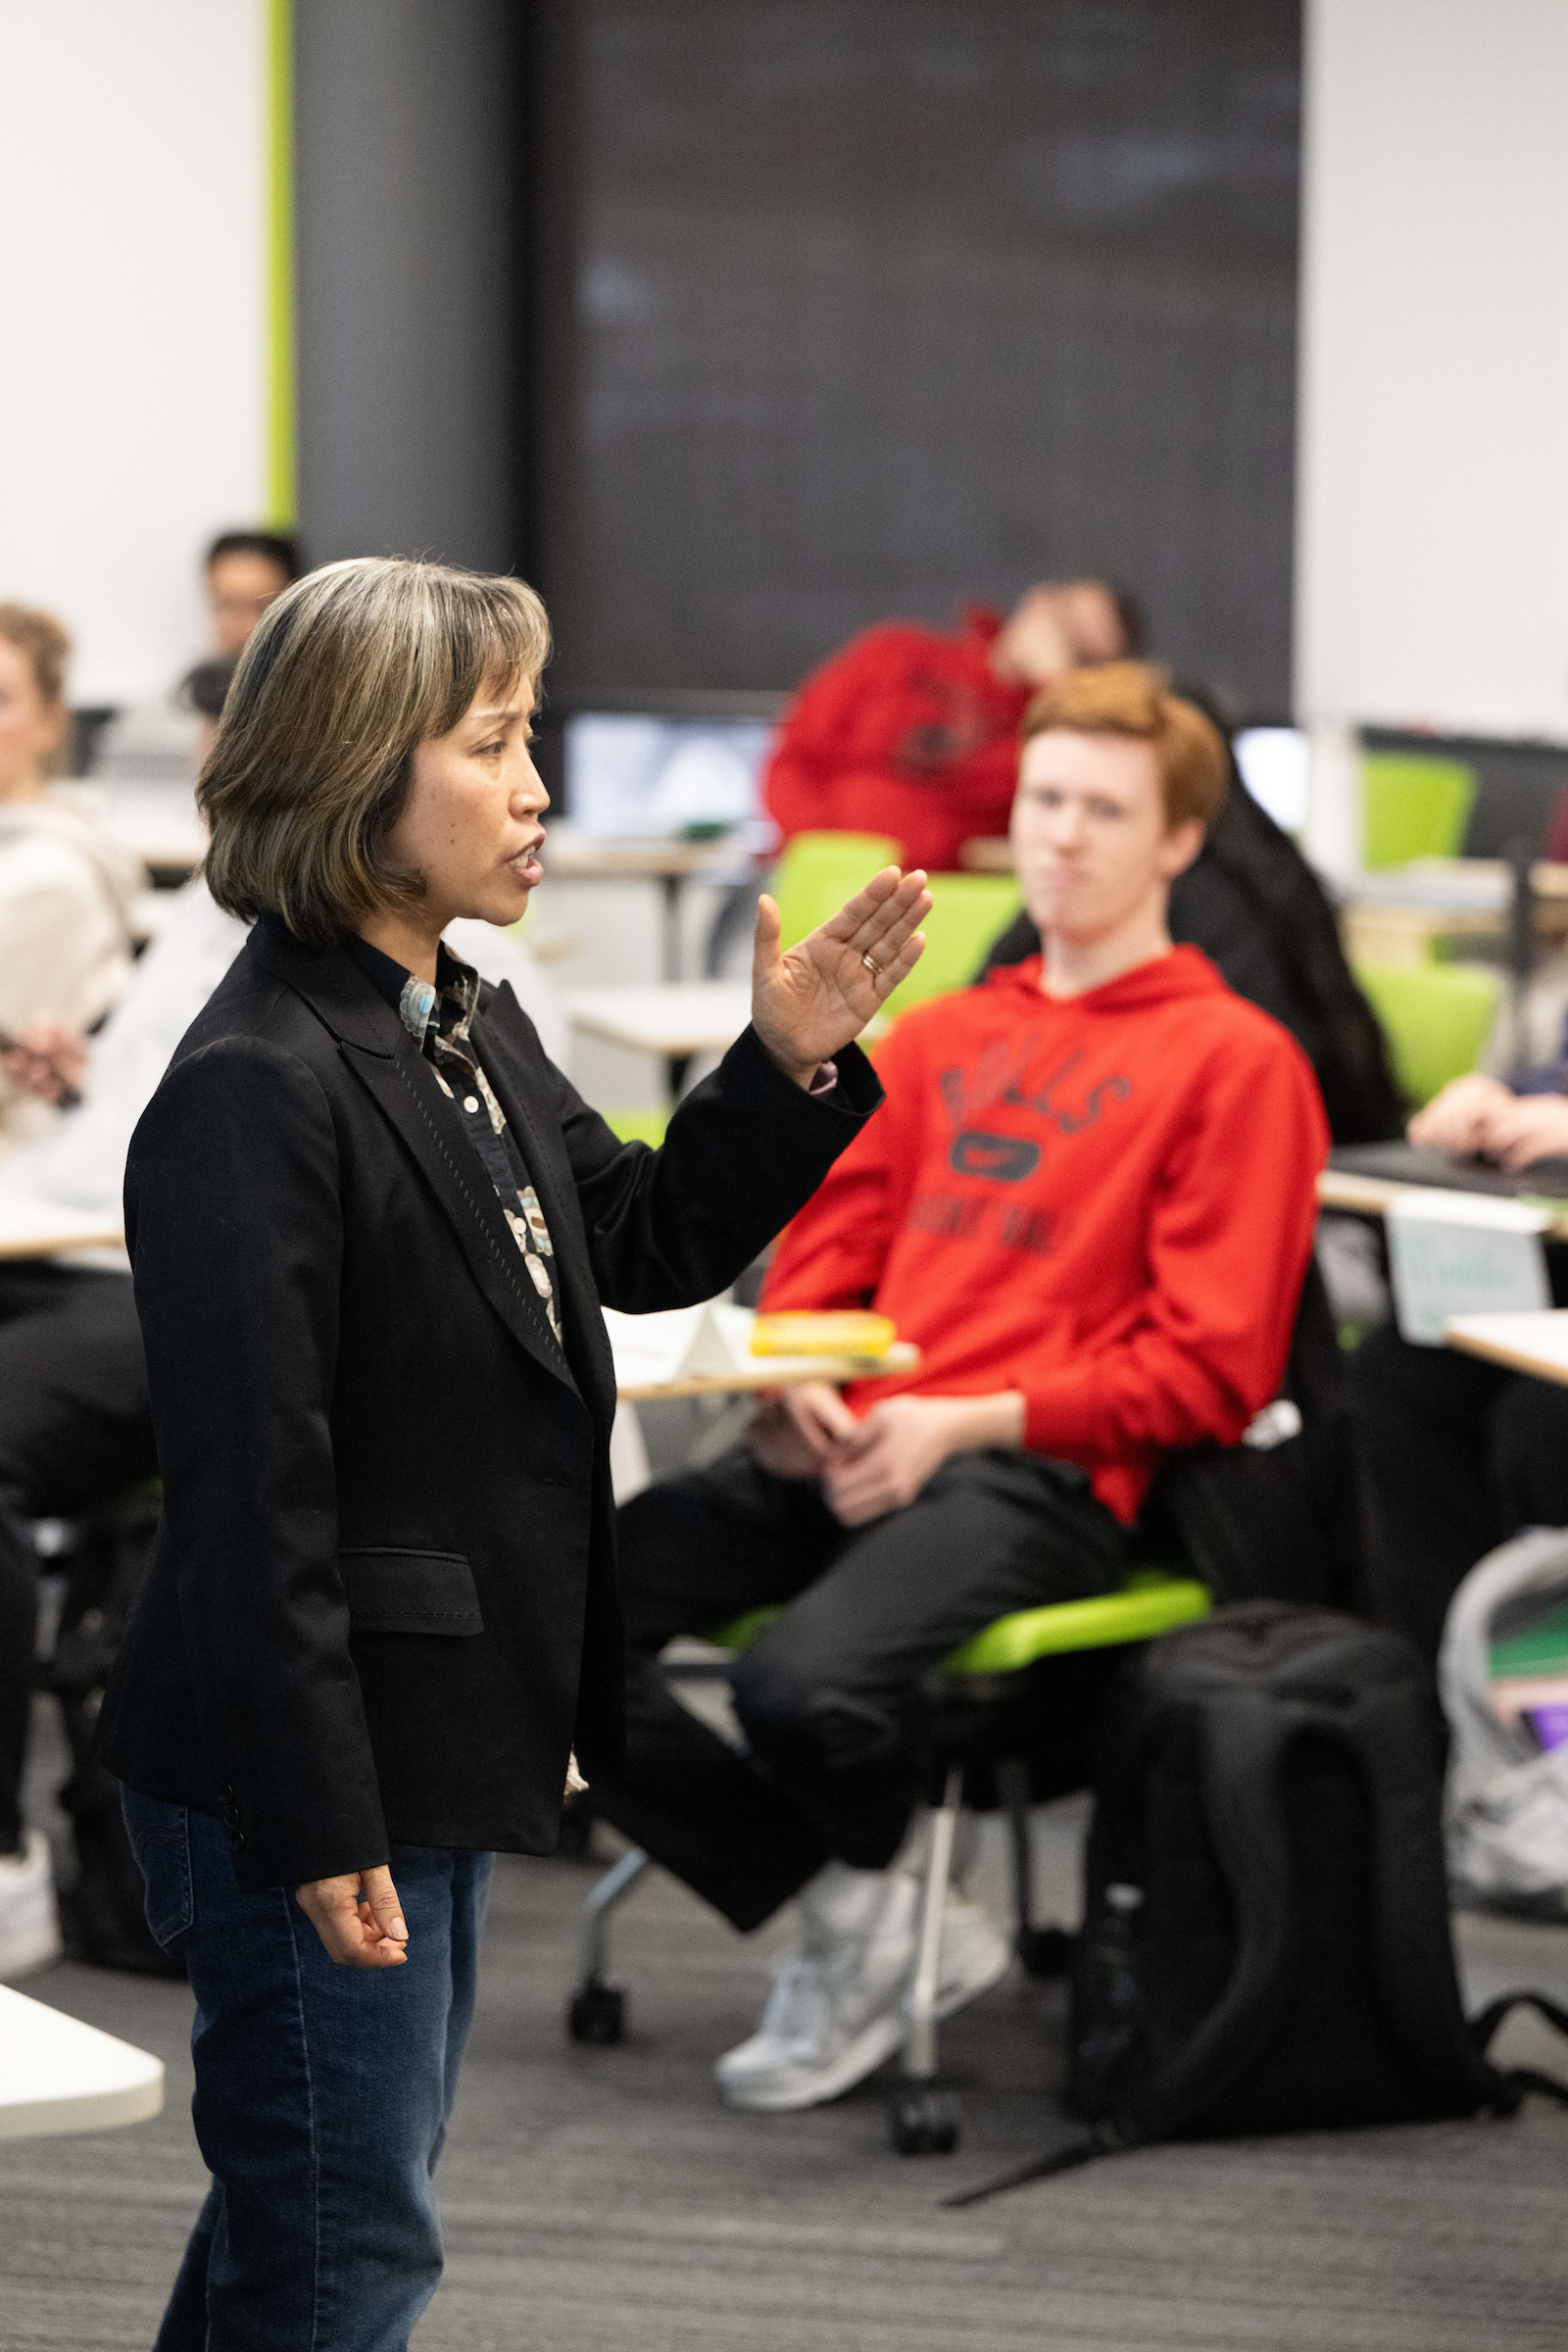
597, 662, 1327, 2112
764, 578, 1140, 873
1348, 1067, 1568, 1667
0, 604, 141, 1160
0, 685, 567, 1978
204, 528, 302, 657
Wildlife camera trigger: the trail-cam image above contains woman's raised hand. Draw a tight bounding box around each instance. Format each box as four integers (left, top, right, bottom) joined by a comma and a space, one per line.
750, 866, 931, 1085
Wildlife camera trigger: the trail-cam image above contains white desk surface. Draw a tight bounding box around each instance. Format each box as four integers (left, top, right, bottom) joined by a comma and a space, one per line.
1316, 1166, 1568, 1241
0, 1984, 163, 2141
1446, 1309, 1568, 1389
564, 982, 754, 1057
615, 1342, 920, 1404
0, 1198, 124, 1261
542, 832, 753, 882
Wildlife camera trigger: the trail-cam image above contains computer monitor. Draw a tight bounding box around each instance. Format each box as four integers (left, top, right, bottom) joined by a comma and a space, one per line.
564, 712, 777, 839
1233, 726, 1310, 836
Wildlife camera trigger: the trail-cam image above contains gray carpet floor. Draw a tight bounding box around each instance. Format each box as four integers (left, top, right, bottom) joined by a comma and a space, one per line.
5, 1752, 1568, 2352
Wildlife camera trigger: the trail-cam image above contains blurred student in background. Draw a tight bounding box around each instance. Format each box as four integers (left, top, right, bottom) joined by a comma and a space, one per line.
764, 578, 1140, 873
204, 529, 301, 658
1349, 1054, 1568, 1665
0, 605, 140, 1160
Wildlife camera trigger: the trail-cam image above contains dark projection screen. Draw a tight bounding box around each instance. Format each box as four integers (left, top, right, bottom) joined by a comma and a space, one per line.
536, 0, 1301, 715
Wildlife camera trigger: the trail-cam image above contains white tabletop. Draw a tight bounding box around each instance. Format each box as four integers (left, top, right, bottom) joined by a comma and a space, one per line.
0, 1197, 124, 1261
1446, 1308, 1568, 1389
564, 982, 754, 1057
0, 1984, 164, 2141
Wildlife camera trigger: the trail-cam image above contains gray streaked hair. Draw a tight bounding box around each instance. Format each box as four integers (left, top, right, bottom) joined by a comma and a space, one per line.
199, 556, 551, 946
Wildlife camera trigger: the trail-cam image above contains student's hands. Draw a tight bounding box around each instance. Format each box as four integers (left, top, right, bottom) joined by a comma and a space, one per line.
1473, 1092, 1568, 1172
822, 1393, 1026, 1527
750, 867, 931, 1085
748, 1382, 861, 1478
0, 1018, 88, 1104
295, 1866, 409, 1967
1406, 1072, 1515, 1154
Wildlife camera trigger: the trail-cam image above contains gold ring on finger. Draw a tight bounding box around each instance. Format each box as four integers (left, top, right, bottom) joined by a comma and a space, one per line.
861, 952, 880, 976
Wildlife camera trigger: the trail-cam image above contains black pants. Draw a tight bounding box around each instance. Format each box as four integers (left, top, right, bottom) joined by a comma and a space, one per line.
594, 1444, 1125, 1931
1348, 1321, 1568, 1667
0, 1264, 154, 1853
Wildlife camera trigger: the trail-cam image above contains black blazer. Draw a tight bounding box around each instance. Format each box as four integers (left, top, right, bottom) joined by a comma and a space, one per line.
98, 915, 881, 1891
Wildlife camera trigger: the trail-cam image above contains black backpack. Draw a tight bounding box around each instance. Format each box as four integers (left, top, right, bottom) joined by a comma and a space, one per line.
954, 1602, 1568, 2205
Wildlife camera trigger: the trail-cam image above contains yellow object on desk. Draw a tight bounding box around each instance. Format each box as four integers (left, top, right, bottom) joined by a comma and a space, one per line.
750, 1310, 898, 1359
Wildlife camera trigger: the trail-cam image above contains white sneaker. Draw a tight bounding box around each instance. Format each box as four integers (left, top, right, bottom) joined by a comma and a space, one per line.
715, 1867, 1011, 2112
0, 1831, 63, 1981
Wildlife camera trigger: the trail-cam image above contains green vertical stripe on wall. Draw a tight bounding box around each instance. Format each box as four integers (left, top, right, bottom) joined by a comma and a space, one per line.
267, 0, 297, 528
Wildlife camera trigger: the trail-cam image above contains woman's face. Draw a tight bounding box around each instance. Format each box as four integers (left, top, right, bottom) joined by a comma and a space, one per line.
392, 671, 549, 932
0, 638, 67, 802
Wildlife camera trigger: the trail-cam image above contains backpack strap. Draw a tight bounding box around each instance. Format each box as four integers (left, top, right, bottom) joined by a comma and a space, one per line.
1112, 1687, 1302, 2143
1469, 1990, 1568, 2111
1343, 1687, 1516, 2115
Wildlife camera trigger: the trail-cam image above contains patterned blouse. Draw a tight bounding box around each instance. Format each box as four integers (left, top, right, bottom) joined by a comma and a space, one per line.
345, 938, 564, 1348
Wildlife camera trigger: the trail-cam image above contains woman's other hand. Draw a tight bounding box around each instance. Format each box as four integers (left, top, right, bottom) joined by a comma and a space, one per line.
750, 866, 931, 1085
296, 1866, 409, 1967
0, 1017, 88, 1103
1407, 1071, 1514, 1154
748, 1381, 860, 1478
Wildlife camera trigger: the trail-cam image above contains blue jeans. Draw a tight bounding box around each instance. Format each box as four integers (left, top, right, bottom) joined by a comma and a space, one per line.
122, 1790, 492, 2352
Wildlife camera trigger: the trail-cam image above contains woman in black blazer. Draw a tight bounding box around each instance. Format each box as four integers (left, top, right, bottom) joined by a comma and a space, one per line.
99, 557, 928, 2350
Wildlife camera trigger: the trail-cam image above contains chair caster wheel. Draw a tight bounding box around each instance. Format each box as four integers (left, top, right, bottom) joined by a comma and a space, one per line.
567, 1981, 625, 2045
889, 2081, 962, 2155
1018, 1925, 1075, 1981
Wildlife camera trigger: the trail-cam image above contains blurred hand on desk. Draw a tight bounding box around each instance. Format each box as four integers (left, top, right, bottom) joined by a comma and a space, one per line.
1408, 1070, 1568, 1171
0, 1017, 88, 1105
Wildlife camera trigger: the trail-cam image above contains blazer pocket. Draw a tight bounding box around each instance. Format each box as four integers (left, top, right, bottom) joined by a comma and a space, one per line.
339, 1546, 484, 1637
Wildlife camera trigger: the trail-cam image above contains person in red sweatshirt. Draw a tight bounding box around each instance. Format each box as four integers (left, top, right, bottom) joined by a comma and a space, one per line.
763, 579, 1138, 873
597, 662, 1328, 2113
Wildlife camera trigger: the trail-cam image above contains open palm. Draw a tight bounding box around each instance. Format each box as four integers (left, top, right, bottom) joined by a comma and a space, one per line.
751, 865, 932, 1081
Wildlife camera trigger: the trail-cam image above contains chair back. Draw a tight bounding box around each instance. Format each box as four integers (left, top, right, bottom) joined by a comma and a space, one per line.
1353, 959, 1501, 1106
768, 830, 903, 951
881, 873, 1022, 1016
1361, 753, 1476, 870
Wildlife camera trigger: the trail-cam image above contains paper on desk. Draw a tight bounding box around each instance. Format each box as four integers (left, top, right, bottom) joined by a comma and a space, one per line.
1388, 1189, 1550, 1346
601, 1299, 757, 1387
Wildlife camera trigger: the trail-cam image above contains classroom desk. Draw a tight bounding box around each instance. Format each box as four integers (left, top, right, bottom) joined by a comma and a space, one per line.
614, 1342, 920, 1404
541, 832, 758, 981
1315, 1166, 1568, 1240
0, 1199, 124, 1261
1446, 1309, 1568, 1389
0, 1984, 163, 2141
564, 980, 754, 1102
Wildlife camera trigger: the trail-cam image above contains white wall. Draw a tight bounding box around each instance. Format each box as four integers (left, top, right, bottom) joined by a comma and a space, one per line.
1296, 0, 1568, 742
0, 0, 268, 708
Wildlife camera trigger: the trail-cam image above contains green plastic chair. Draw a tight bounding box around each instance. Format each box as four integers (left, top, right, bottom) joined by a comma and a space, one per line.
603, 1107, 669, 1149
880, 872, 1022, 1017
567, 1564, 1209, 2153
1353, 960, 1502, 1107
1361, 753, 1477, 871
769, 830, 903, 952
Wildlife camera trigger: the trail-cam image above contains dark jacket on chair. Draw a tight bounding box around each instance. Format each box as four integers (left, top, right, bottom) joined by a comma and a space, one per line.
97, 915, 881, 1891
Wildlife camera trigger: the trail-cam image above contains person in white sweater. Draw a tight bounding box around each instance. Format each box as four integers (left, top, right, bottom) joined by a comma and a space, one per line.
0, 605, 141, 1159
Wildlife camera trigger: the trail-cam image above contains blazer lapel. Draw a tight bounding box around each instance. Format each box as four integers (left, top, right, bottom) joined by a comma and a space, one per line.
468, 994, 619, 1426
343, 1039, 582, 1396
246, 921, 580, 1399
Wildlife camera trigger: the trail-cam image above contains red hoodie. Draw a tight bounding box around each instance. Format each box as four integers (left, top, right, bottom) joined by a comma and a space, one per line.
760, 949, 1329, 1525
764, 610, 1028, 873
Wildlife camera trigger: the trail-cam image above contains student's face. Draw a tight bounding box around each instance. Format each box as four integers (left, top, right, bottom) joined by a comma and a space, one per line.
392, 672, 549, 932
0, 638, 67, 800
208, 552, 291, 656
1010, 729, 1201, 946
